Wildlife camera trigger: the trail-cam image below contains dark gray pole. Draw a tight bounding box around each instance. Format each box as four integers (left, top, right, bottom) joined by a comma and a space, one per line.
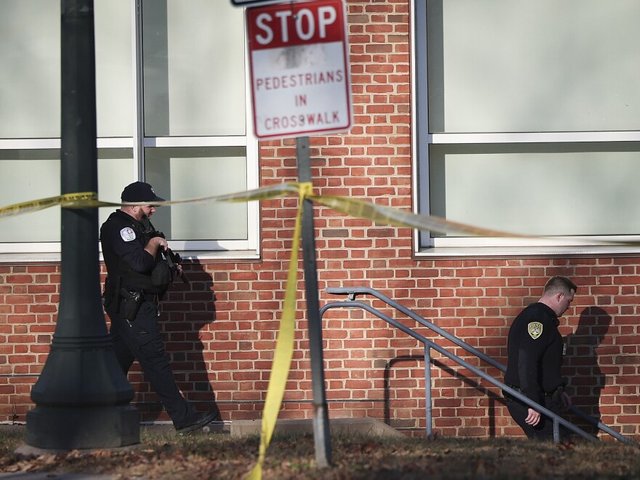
25, 0, 139, 449
296, 136, 332, 467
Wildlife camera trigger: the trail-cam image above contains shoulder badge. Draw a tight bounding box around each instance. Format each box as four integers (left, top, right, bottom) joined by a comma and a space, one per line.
527, 321, 543, 340
120, 227, 136, 242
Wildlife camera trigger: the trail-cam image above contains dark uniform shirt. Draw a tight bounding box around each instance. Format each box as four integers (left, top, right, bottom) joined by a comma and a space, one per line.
504, 302, 566, 405
100, 210, 157, 293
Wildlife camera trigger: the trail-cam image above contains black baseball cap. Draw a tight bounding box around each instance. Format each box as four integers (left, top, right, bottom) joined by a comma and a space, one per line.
121, 182, 165, 203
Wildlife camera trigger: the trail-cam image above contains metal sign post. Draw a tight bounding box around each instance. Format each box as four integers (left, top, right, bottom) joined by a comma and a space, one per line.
245, 0, 352, 468
296, 135, 331, 467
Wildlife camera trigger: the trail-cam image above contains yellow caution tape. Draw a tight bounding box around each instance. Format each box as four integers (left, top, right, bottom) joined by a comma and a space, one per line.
0, 187, 283, 218
311, 194, 522, 238
244, 182, 312, 480
0, 192, 113, 217
208, 183, 523, 238
0, 183, 548, 238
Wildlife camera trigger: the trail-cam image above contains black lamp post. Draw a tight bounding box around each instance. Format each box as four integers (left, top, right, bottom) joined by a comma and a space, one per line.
25, 0, 139, 449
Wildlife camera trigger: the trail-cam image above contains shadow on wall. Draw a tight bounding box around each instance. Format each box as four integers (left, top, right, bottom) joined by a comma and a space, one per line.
384, 355, 505, 438
135, 261, 219, 423
565, 306, 611, 436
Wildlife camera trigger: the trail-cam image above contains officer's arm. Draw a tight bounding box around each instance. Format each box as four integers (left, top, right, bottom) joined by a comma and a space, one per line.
517, 333, 546, 404
518, 343, 544, 426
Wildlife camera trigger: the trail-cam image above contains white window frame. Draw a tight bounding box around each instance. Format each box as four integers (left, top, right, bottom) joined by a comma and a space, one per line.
0, 1, 260, 261
410, 0, 640, 257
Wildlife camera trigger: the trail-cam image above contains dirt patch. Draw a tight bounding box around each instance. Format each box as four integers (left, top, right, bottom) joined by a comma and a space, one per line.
2, 426, 639, 479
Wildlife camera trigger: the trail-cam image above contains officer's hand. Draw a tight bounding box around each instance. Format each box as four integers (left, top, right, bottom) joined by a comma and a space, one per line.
145, 236, 168, 256
525, 408, 541, 426
151, 236, 168, 249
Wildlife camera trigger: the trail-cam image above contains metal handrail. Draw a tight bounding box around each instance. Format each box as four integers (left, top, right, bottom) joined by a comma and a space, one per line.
321, 287, 635, 445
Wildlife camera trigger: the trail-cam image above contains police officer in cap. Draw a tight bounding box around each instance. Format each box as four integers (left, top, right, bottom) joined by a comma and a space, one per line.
100, 181, 221, 434
504, 276, 575, 440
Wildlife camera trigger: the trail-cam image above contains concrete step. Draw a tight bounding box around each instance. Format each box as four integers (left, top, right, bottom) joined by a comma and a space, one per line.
230, 417, 405, 438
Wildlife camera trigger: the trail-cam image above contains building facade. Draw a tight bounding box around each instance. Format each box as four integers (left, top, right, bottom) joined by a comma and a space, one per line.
1, 0, 640, 440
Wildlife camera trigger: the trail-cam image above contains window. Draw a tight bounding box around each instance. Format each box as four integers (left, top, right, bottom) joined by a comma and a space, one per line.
0, 0, 258, 257
413, 0, 640, 254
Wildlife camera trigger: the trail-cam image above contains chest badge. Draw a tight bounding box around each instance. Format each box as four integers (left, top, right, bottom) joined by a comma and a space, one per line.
120, 227, 136, 242
527, 321, 543, 340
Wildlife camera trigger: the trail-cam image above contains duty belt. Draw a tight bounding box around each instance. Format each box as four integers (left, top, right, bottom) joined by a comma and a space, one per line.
138, 291, 159, 303
123, 289, 159, 303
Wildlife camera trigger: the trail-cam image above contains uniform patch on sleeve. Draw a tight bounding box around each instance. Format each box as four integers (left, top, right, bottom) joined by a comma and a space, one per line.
120, 227, 136, 242
527, 321, 543, 340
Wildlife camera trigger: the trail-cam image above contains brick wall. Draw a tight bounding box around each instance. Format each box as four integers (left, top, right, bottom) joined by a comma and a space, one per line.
2, 258, 640, 439
1, 0, 639, 442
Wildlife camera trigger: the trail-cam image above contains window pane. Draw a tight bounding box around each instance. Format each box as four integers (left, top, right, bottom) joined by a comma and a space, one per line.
429, 143, 640, 236
144, 147, 248, 240
0, 149, 134, 243
95, 0, 133, 137
143, 0, 247, 136
0, 1, 59, 139
428, 0, 640, 133
0, 1, 133, 139
98, 149, 136, 227
0, 150, 60, 242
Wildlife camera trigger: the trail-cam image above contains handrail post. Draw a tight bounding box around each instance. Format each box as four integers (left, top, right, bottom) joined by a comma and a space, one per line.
424, 345, 433, 439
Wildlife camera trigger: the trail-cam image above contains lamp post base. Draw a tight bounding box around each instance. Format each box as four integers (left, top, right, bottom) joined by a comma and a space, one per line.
26, 405, 139, 450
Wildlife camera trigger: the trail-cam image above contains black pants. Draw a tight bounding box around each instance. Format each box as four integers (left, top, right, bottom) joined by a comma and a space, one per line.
108, 300, 196, 429
505, 392, 568, 441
